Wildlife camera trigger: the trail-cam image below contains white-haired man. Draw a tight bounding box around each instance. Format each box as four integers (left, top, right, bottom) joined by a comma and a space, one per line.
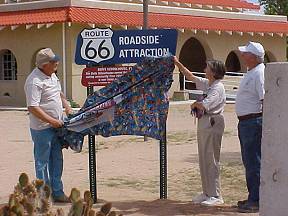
24, 48, 72, 202
235, 41, 265, 213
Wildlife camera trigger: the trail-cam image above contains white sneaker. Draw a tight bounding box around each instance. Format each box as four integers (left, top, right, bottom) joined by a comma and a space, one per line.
201, 197, 224, 206
192, 193, 208, 204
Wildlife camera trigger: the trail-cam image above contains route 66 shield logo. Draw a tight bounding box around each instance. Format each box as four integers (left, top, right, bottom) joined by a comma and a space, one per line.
80, 28, 115, 64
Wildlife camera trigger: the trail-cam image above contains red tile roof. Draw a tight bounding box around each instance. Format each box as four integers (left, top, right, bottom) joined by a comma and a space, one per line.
0, 7, 68, 25
166, 0, 260, 10
0, 7, 287, 34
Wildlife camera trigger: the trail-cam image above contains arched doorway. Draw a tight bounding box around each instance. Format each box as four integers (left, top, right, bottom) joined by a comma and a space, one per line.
0, 49, 17, 80
225, 51, 241, 73
224, 51, 244, 100
264, 51, 277, 63
179, 38, 207, 90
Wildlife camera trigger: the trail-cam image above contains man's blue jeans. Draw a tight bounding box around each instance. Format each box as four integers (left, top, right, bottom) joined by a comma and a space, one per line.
238, 117, 262, 203
30, 127, 64, 197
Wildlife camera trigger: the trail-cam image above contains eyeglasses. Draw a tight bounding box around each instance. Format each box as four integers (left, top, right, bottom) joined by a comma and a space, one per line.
49, 61, 59, 65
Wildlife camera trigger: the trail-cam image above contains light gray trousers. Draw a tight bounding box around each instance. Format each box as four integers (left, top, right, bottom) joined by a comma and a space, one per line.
197, 114, 225, 197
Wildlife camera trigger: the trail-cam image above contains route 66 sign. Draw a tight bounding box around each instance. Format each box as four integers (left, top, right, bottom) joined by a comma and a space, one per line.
75, 28, 178, 65
79, 28, 115, 64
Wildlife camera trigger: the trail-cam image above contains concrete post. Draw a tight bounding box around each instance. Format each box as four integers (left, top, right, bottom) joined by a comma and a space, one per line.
261, 63, 288, 216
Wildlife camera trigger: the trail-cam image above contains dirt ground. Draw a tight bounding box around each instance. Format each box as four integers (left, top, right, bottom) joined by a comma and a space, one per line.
0, 104, 259, 215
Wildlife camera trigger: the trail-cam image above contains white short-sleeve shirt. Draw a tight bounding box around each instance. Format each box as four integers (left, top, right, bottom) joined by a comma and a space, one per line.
235, 63, 265, 117
194, 77, 226, 115
24, 68, 63, 130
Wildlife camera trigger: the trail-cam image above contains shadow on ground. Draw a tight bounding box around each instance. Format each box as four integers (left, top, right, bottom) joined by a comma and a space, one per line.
112, 199, 243, 216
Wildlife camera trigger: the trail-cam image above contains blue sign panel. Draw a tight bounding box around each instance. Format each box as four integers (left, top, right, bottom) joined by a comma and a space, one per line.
75, 28, 178, 65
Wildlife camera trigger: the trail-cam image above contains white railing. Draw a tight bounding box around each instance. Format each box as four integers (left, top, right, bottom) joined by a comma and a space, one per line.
184, 71, 244, 100
2, 0, 42, 4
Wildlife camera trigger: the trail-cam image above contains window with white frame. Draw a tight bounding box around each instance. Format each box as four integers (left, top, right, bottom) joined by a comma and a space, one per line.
0, 50, 17, 80
4, 0, 19, 3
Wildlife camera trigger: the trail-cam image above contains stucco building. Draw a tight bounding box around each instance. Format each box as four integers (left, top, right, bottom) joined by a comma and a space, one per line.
0, 0, 287, 106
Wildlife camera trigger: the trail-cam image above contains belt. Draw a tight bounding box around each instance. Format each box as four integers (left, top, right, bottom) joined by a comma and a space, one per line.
238, 113, 262, 121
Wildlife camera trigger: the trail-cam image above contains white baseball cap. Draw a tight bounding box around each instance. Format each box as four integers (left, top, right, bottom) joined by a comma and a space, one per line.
238, 41, 265, 58
36, 48, 60, 67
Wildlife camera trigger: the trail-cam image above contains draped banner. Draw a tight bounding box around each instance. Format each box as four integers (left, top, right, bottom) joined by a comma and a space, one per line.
57, 55, 174, 152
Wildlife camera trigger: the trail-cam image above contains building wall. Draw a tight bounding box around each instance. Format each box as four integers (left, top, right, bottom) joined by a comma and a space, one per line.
177, 31, 286, 67
172, 31, 286, 94
0, 23, 286, 106
68, 27, 287, 105
69, 24, 88, 106
0, 24, 64, 106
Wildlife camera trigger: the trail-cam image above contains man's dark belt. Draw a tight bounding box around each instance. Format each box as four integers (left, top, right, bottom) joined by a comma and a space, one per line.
238, 113, 262, 121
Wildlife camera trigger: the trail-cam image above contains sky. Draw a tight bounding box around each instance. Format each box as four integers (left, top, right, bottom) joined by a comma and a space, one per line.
245, 0, 264, 14
247, 0, 259, 4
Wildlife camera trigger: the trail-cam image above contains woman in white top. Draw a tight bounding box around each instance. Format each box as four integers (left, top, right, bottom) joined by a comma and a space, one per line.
174, 56, 226, 206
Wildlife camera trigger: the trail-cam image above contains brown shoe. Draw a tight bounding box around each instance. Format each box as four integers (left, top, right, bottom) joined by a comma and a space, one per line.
237, 199, 248, 207
238, 202, 259, 213
53, 194, 71, 203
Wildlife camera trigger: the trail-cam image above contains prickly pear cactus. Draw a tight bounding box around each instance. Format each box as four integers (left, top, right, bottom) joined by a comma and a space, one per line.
68, 199, 84, 216
95, 212, 105, 216
83, 191, 93, 216
0, 173, 124, 216
69, 188, 81, 203
99, 202, 112, 215
56, 208, 65, 216
19, 173, 29, 188
1, 173, 51, 216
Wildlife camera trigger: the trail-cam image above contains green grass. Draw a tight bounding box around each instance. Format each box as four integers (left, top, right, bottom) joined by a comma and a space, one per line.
101, 161, 246, 205
167, 131, 197, 145
223, 129, 238, 137
79, 131, 197, 152
220, 162, 247, 204
102, 177, 158, 194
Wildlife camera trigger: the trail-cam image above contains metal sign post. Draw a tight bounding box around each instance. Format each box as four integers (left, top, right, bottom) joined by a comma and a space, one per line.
143, 0, 148, 29
143, 0, 167, 199
160, 123, 167, 199
143, 0, 149, 142
87, 84, 97, 203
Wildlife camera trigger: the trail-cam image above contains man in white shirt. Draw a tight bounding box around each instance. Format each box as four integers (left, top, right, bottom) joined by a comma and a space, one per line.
235, 42, 265, 213
24, 48, 72, 202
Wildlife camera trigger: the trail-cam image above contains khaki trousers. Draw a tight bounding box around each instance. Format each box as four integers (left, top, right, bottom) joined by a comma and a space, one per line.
197, 114, 225, 197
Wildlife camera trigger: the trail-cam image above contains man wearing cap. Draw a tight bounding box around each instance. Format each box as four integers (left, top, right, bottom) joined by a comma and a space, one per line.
235, 42, 265, 213
24, 48, 73, 202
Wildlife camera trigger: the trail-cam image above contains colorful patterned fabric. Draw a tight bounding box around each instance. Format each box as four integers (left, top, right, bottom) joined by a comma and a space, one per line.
56, 56, 174, 152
